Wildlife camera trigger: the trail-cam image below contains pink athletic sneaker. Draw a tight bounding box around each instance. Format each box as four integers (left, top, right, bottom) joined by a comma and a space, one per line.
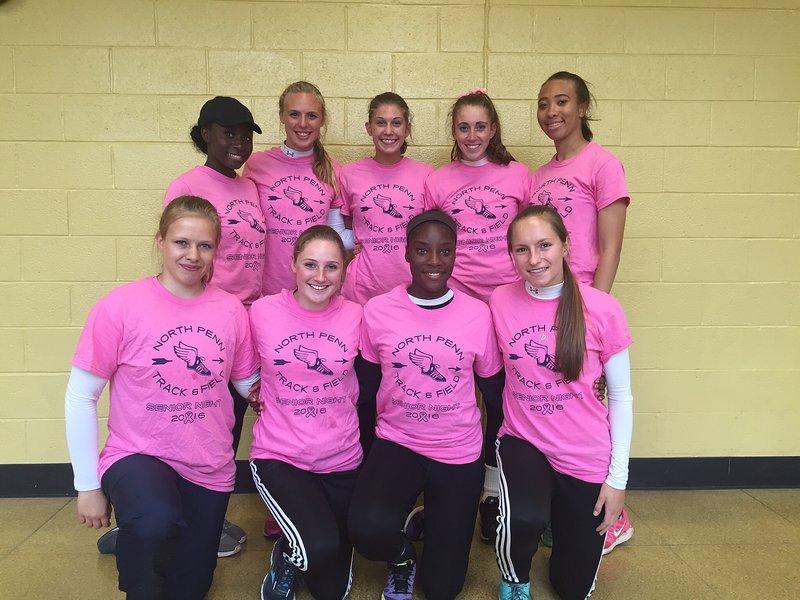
602, 508, 634, 555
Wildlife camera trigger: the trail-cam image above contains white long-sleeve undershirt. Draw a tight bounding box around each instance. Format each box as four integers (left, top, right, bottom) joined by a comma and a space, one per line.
64, 366, 260, 492
326, 207, 356, 250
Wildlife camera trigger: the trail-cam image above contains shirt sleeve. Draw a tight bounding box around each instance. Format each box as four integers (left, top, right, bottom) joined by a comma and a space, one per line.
603, 348, 633, 490
71, 297, 123, 380
230, 303, 260, 379
64, 366, 108, 491
422, 173, 437, 210
474, 311, 503, 378
359, 309, 380, 364
594, 155, 630, 210
329, 161, 344, 209
518, 162, 532, 208
600, 297, 633, 363
164, 177, 192, 207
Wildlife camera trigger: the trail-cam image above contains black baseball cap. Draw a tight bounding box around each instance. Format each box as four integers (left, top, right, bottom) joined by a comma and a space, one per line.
198, 96, 262, 134
406, 209, 458, 241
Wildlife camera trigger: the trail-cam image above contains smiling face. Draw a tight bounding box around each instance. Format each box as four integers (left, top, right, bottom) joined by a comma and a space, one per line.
453, 104, 497, 162
157, 216, 217, 297
366, 103, 410, 164
405, 222, 456, 299
509, 216, 567, 289
280, 92, 324, 153
291, 238, 344, 311
537, 78, 586, 145
202, 123, 253, 177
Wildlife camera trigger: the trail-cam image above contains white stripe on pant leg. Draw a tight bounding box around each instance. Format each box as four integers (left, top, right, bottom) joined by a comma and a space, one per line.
495, 439, 519, 583
341, 549, 354, 600
583, 531, 607, 599
249, 460, 309, 571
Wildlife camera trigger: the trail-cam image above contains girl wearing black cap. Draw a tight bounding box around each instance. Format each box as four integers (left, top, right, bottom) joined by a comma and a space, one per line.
348, 210, 505, 600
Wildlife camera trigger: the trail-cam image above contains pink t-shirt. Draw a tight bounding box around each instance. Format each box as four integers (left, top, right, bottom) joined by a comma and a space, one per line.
361, 286, 503, 464
249, 290, 363, 473
339, 157, 433, 305
490, 281, 632, 484
72, 277, 259, 492
424, 160, 531, 303
529, 142, 630, 285
164, 165, 265, 306
244, 147, 343, 296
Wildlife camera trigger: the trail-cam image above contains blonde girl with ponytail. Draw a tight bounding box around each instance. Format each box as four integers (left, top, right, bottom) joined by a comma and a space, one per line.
244, 81, 355, 297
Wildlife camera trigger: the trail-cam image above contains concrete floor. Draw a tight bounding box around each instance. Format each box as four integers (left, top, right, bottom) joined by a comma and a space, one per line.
1, 489, 799, 599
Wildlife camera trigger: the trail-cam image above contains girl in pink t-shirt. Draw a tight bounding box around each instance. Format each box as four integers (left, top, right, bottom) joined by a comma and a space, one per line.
423, 89, 531, 538
531, 72, 630, 293
489, 206, 634, 600
249, 226, 362, 600
65, 197, 260, 600
244, 81, 354, 297
339, 92, 434, 305
349, 210, 504, 600
164, 95, 264, 556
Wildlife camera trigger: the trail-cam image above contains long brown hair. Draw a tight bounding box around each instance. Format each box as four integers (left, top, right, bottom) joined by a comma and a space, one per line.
279, 81, 337, 195
158, 196, 221, 284
449, 91, 515, 165
507, 205, 585, 381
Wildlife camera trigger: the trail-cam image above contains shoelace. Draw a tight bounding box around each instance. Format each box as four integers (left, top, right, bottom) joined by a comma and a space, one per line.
275, 562, 297, 595
388, 561, 413, 592
511, 585, 529, 600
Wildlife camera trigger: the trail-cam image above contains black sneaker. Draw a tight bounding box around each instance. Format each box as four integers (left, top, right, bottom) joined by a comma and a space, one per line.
97, 526, 119, 555
261, 539, 299, 600
479, 496, 500, 544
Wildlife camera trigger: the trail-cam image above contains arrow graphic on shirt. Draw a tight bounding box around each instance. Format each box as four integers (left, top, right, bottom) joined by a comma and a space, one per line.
451, 208, 463, 214
152, 358, 173, 365
498, 203, 507, 209
273, 359, 291, 366
359, 206, 371, 212
558, 196, 572, 202
266, 195, 281, 201
212, 357, 224, 364
448, 366, 462, 372
392, 362, 406, 369
403, 204, 415, 211
228, 219, 240, 224
335, 358, 348, 364
508, 353, 523, 360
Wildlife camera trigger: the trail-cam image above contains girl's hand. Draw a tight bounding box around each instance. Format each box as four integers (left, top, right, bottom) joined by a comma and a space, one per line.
593, 483, 625, 535
593, 375, 606, 402
77, 489, 110, 529
247, 380, 262, 414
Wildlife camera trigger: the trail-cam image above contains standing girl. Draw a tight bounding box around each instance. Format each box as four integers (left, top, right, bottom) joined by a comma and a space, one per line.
489, 205, 633, 600
163, 95, 264, 556
339, 92, 433, 305
249, 226, 362, 600
532, 71, 632, 551
244, 81, 354, 297
423, 89, 532, 540
349, 210, 504, 600
66, 197, 260, 600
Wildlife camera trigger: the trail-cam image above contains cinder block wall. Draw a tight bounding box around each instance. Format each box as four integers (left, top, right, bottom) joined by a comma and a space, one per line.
1, 0, 798, 464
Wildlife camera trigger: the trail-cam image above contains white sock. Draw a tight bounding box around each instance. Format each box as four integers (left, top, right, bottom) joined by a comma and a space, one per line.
482, 464, 499, 499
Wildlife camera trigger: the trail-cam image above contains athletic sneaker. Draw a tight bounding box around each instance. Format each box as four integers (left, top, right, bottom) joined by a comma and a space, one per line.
540, 521, 553, 548
97, 526, 119, 555
403, 505, 425, 542
499, 580, 531, 600
479, 496, 500, 543
222, 519, 247, 544
263, 514, 281, 539
382, 559, 416, 600
261, 540, 299, 600
218, 530, 242, 558
602, 508, 634, 555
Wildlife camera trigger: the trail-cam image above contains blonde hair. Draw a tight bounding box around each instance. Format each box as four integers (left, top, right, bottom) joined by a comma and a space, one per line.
292, 225, 346, 264
158, 196, 221, 284
279, 81, 338, 195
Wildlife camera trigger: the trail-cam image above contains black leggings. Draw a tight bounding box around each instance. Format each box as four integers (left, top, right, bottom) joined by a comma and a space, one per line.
102, 454, 229, 600
495, 435, 605, 600
348, 438, 483, 600
250, 459, 358, 600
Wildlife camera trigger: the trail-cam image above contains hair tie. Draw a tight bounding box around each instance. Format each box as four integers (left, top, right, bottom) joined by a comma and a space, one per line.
458, 87, 487, 98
